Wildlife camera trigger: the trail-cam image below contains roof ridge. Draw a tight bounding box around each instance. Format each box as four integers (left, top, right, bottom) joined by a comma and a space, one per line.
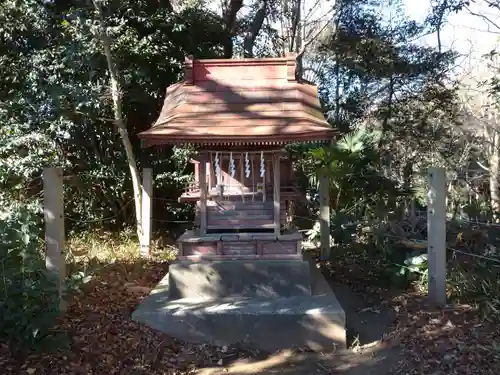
139, 55, 336, 147
184, 53, 297, 85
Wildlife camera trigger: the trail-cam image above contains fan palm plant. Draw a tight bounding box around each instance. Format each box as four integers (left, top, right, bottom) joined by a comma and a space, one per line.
309, 124, 408, 223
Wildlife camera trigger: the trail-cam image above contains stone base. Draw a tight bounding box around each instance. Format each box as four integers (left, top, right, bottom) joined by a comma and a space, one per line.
133, 294, 345, 352
132, 256, 346, 352
168, 260, 312, 299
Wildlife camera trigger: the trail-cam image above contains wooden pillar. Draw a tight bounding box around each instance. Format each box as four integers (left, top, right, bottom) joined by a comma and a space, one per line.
261, 152, 266, 202
427, 167, 447, 305
319, 168, 330, 260
194, 161, 199, 187
252, 156, 255, 202
240, 153, 245, 202
199, 153, 208, 235
43, 168, 65, 309
207, 161, 212, 191
141, 168, 153, 258
273, 153, 281, 235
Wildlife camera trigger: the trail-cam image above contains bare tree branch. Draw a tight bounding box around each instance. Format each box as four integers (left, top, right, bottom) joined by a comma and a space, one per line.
465, 5, 500, 32
92, 0, 144, 240
476, 160, 490, 171
244, 0, 268, 57
484, 0, 500, 11
296, 10, 336, 60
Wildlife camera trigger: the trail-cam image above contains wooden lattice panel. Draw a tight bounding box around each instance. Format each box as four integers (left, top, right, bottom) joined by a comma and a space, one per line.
222, 241, 257, 256
261, 241, 298, 255
182, 242, 218, 257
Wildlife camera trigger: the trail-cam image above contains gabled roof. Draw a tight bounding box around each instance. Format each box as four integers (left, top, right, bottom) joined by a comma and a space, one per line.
138, 53, 336, 147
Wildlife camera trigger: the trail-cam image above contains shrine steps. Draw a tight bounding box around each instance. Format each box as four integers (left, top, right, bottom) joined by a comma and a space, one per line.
132, 256, 346, 352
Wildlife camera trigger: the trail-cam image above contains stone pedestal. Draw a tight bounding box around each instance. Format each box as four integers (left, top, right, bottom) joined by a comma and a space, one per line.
132, 255, 346, 352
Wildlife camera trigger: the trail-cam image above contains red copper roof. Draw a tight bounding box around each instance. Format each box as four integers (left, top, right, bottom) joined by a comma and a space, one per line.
138, 53, 336, 147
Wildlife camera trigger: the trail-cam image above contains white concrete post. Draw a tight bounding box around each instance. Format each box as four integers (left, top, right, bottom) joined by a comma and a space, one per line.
199, 155, 207, 235
427, 167, 447, 305
273, 153, 281, 235
319, 168, 330, 260
141, 168, 153, 258
43, 168, 65, 310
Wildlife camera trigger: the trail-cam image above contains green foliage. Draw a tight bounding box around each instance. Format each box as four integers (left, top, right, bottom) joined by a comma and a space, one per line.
392, 251, 429, 287
2, 0, 498, 354
308, 125, 408, 219
329, 210, 358, 246
301, 125, 410, 256
305, 209, 358, 247
0, 200, 60, 353
447, 259, 500, 317
0, 0, 223, 230
0, 0, 225, 354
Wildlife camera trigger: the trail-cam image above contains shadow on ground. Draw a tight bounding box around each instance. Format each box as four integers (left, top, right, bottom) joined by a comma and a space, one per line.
1, 247, 406, 375
195, 343, 405, 374
190, 250, 405, 375
329, 281, 397, 346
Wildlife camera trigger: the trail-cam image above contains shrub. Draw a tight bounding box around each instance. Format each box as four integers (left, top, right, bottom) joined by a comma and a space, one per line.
0, 200, 60, 353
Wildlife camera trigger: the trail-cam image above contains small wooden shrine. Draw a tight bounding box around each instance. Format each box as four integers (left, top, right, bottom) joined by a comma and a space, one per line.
138, 53, 336, 260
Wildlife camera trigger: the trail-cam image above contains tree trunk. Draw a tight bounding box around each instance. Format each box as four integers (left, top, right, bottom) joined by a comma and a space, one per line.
243, 0, 267, 58
295, 6, 338, 79
93, 0, 143, 239
402, 160, 413, 219
159, 0, 173, 12
378, 76, 394, 151
490, 131, 500, 221
289, 0, 301, 53
222, 0, 243, 58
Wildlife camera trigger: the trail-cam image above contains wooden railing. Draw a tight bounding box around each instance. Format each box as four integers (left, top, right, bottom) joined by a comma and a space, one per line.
180, 184, 300, 198
182, 182, 200, 194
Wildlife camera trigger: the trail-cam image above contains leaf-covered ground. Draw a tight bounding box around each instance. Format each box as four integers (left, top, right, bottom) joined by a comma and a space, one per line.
0, 248, 499, 374
0, 260, 267, 375
322, 247, 500, 375
389, 292, 500, 375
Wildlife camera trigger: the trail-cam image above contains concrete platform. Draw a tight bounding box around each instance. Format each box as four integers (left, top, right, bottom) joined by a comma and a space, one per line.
132, 256, 346, 352
168, 260, 312, 299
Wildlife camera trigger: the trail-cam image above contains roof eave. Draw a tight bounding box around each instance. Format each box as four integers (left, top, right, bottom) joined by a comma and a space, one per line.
138, 130, 337, 148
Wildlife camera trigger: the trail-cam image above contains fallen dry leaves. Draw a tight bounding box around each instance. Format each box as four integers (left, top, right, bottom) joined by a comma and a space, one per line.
0, 260, 263, 375
1, 246, 499, 375
387, 292, 500, 375
320, 247, 500, 375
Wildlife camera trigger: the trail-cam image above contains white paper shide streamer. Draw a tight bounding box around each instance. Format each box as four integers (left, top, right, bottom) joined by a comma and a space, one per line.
215, 152, 221, 184
229, 152, 235, 178
260, 151, 265, 178
245, 152, 250, 178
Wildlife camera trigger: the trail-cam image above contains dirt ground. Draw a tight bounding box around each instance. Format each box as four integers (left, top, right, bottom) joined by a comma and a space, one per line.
196, 344, 402, 375
1, 253, 499, 375
195, 274, 405, 375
